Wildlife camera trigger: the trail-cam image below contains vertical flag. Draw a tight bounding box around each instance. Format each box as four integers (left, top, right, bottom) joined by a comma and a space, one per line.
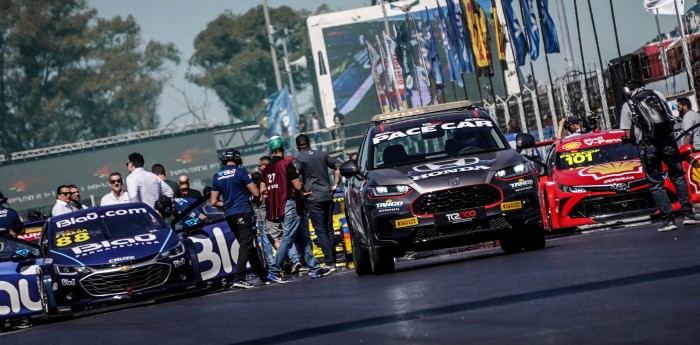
396, 19, 417, 106
447, 0, 475, 73
503, 0, 528, 66
384, 31, 408, 109
426, 7, 445, 101
366, 40, 390, 113
463, 0, 492, 73
492, 0, 508, 68
437, 1, 463, 86
376, 34, 397, 110
265, 88, 297, 139
536, 0, 560, 53
520, 0, 540, 60
412, 14, 433, 106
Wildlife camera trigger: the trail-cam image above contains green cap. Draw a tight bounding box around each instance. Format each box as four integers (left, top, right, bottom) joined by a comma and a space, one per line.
268, 136, 285, 152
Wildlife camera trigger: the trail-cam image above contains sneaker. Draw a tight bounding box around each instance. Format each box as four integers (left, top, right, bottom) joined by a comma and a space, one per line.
266, 273, 289, 284
310, 266, 332, 279
325, 265, 337, 273
232, 280, 254, 289
683, 213, 700, 226
291, 262, 303, 275
298, 265, 310, 273
658, 219, 677, 232
222, 278, 234, 289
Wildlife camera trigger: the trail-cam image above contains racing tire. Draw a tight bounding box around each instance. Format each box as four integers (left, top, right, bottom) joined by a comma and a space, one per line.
499, 238, 523, 254
522, 230, 546, 251
369, 241, 395, 275
351, 234, 372, 276
37, 268, 57, 320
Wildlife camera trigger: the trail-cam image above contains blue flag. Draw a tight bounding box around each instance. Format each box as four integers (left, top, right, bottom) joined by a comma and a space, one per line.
503, 0, 528, 66
436, 1, 462, 86
425, 7, 444, 86
520, 0, 540, 60
265, 88, 297, 139
537, 0, 560, 53
447, 0, 475, 73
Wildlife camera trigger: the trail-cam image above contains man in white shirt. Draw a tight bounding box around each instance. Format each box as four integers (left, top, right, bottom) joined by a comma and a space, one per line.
126, 152, 173, 208
68, 184, 89, 210
100, 172, 129, 206
51, 185, 75, 216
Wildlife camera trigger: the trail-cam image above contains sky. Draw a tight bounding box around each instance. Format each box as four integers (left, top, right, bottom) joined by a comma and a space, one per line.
87, 0, 689, 128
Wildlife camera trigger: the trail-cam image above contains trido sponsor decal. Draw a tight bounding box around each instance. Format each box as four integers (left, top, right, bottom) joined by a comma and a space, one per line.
509, 178, 534, 191
376, 199, 403, 213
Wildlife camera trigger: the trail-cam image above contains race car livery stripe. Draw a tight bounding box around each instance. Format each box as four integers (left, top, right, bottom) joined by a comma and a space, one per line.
158, 230, 173, 253
49, 249, 85, 266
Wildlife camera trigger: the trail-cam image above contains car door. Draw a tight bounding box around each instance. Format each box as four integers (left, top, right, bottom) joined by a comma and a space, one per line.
0, 236, 43, 321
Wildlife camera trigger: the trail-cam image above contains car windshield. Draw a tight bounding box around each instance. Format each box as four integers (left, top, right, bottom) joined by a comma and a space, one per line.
371, 118, 507, 169
48, 207, 167, 249
555, 143, 639, 169
171, 197, 226, 231
0, 236, 40, 262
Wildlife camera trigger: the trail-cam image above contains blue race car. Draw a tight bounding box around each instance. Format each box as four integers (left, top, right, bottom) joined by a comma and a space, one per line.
36, 203, 198, 316
0, 235, 43, 324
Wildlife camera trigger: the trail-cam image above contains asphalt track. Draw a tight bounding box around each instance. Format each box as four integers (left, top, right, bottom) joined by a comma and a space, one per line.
3, 221, 700, 344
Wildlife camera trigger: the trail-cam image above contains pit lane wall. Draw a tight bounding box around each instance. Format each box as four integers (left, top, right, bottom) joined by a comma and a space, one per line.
1, 131, 221, 217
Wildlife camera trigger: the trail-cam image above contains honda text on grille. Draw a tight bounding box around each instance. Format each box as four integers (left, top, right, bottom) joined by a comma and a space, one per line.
340, 101, 546, 275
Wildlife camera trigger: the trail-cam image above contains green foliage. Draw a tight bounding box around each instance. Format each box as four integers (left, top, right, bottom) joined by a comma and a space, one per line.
187, 5, 311, 122
0, 0, 179, 155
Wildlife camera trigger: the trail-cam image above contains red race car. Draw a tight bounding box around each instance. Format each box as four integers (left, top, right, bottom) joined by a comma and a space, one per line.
537, 129, 690, 231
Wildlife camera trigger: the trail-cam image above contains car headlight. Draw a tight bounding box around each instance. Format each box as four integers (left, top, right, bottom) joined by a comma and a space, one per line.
559, 185, 588, 193
368, 185, 412, 198
495, 162, 533, 179
55, 265, 90, 275
157, 242, 186, 260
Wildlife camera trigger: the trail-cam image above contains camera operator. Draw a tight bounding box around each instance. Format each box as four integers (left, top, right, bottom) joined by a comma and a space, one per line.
556, 115, 583, 139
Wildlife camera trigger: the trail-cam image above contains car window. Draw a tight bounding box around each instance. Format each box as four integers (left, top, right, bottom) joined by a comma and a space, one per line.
555, 143, 639, 170
48, 207, 167, 249
171, 197, 226, 231
371, 118, 507, 168
0, 236, 40, 262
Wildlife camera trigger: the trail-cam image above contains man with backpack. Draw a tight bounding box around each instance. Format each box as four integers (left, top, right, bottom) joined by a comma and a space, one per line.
619, 80, 700, 232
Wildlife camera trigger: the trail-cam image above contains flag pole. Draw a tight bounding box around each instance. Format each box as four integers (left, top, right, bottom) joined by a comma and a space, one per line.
674, 0, 695, 90
501, 0, 525, 92
609, 0, 622, 62
535, 0, 555, 93
405, 13, 424, 107
655, 11, 670, 76
572, 0, 592, 112
586, 0, 605, 73
518, 0, 542, 114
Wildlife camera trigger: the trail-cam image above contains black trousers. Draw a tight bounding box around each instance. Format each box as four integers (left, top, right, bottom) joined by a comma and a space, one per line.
226, 214, 268, 281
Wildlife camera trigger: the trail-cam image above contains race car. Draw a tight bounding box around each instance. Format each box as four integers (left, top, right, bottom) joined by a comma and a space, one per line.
537, 129, 685, 231
0, 235, 43, 324
36, 203, 198, 316
16, 219, 45, 244
340, 101, 545, 275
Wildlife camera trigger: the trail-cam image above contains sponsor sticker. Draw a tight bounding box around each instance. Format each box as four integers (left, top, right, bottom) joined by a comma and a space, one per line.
376, 199, 404, 213
173, 258, 186, 268
54, 208, 149, 229
109, 256, 135, 264
372, 119, 494, 144
394, 217, 419, 228
562, 142, 581, 151
578, 161, 643, 180
435, 208, 485, 226
500, 201, 523, 211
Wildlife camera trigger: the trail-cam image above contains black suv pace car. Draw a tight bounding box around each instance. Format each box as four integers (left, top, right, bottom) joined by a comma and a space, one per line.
340, 101, 545, 275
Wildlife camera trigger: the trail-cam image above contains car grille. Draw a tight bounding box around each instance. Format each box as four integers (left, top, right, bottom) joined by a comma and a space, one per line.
80, 263, 171, 297
569, 190, 656, 219
413, 216, 510, 243
412, 184, 502, 215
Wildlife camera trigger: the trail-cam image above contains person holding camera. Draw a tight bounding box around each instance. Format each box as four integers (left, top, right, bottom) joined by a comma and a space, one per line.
556, 115, 583, 139
619, 80, 700, 232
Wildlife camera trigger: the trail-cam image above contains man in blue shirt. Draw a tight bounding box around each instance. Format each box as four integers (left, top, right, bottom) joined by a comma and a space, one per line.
210, 149, 268, 289
0, 191, 23, 237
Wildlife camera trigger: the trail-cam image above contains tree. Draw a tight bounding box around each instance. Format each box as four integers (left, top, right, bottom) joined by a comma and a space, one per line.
187, 5, 311, 122
0, 0, 179, 155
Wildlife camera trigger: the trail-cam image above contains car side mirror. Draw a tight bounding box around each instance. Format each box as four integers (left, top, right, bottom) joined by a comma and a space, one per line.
516, 133, 536, 151
679, 143, 693, 157
11, 249, 37, 265
340, 160, 360, 178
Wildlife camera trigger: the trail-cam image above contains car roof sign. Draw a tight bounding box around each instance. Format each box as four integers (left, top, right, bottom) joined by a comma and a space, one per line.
371, 100, 474, 124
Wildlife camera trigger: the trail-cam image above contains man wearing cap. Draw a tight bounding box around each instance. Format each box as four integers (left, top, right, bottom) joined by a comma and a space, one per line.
0, 191, 23, 237
210, 149, 268, 289
261, 136, 325, 283
557, 116, 583, 139
293, 133, 341, 272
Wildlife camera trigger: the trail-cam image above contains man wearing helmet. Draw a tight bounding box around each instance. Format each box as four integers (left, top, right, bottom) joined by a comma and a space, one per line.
260, 136, 325, 283
209, 149, 269, 289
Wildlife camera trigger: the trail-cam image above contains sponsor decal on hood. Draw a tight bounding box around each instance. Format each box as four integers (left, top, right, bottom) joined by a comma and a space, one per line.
408, 157, 490, 181
578, 161, 643, 180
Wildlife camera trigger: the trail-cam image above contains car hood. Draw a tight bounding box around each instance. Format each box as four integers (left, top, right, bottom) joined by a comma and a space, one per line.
49, 228, 178, 266
367, 149, 526, 191
553, 159, 645, 186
